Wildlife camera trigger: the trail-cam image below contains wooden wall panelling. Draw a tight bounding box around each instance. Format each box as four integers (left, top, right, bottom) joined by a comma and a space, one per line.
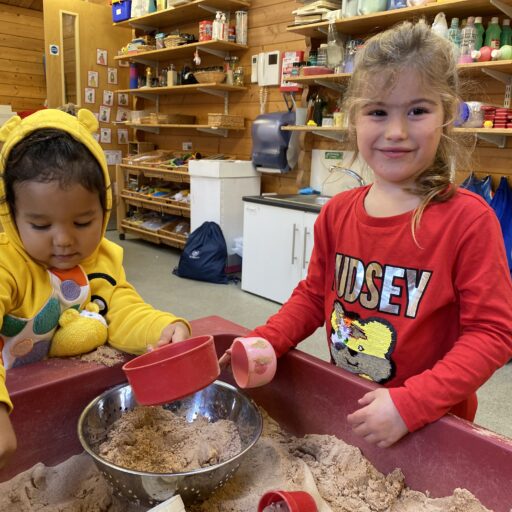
0, 3, 45, 112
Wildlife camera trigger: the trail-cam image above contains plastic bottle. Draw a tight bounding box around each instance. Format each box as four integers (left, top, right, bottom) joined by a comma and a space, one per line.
431, 12, 448, 39
447, 17, 461, 58
459, 16, 477, 64
474, 16, 485, 50
491, 44, 512, 60
317, 43, 328, 67
501, 18, 512, 46
212, 11, 222, 40
485, 17, 501, 49
220, 13, 228, 41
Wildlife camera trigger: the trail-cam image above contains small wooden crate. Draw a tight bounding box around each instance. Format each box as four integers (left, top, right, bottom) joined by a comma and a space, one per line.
207, 113, 244, 129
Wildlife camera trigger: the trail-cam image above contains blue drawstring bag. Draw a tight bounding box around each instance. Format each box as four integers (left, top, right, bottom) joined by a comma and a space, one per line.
461, 173, 492, 204
490, 176, 512, 273
173, 221, 228, 284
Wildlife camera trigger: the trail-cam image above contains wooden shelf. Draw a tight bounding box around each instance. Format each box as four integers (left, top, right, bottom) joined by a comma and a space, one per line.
282, 126, 512, 136
125, 122, 245, 131
114, 0, 250, 30
115, 40, 247, 62
120, 163, 190, 183
120, 221, 187, 249
118, 83, 247, 95
121, 193, 191, 217
285, 60, 512, 84
287, 0, 512, 38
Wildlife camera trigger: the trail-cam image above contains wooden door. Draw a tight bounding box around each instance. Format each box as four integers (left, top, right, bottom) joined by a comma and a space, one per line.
43, 0, 132, 199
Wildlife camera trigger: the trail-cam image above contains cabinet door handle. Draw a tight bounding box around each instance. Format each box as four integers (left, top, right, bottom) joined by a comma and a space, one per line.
291, 223, 298, 264
302, 227, 310, 270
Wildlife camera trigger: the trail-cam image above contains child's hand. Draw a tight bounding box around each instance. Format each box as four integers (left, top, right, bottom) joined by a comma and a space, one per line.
346, 388, 408, 448
154, 321, 190, 348
0, 403, 17, 469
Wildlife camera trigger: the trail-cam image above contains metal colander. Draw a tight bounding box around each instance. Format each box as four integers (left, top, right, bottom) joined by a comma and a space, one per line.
77, 381, 262, 507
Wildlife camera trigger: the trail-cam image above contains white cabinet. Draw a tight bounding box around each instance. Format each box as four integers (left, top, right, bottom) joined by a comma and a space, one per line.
241, 201, 318, 304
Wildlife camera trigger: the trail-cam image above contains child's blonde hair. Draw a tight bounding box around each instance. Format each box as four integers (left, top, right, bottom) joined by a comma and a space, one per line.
344, 21, 468, 237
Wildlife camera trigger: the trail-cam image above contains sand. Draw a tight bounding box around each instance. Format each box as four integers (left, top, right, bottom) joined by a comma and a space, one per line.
99, 406, 241, 473
0, 409, 491, 512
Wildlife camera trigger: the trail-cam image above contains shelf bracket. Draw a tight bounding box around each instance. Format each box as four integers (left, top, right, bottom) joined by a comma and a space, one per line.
132, 126, 161, 134
490, 0, 512, 18
197, 87, 228, 99
131, 91, 158, 102
313, 79, 345, 92
198, 4, 219, 15
126, 56, 157, 66
312, 130, 346, 141
197, 127, 228, 137
477, 132, 507, 148
481, 68, 512, 84
198, 46, 230, 59
128, 22, 159, 32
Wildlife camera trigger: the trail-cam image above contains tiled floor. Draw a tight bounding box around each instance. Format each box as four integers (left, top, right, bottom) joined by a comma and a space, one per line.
109, 231, 512, 439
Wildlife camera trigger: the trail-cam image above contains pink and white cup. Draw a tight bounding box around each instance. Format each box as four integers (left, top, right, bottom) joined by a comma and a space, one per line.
230, 336, 277, 388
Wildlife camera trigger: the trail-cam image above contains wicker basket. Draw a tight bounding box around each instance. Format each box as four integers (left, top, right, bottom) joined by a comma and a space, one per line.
164, 35, 186, 48
195, 70, 226, 84
208, 113, 245, 129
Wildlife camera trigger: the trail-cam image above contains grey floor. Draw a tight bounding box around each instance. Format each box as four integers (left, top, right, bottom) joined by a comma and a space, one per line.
108, 230, 512, 439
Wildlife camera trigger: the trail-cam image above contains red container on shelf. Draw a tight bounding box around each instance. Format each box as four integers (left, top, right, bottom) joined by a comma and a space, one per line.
199, 20, 213, 41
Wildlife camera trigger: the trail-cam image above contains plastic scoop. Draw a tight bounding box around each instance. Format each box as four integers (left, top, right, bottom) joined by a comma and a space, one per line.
123, 334, 220, 406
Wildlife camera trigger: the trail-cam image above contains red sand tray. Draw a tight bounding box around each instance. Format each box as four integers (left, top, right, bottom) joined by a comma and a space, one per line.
2, 315, 512, 511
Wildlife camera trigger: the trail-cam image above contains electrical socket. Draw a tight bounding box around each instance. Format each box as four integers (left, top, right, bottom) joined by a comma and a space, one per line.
182, 142, 192, 151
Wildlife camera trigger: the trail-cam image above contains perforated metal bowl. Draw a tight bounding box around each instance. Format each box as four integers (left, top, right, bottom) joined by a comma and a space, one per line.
77, 381, 262, 507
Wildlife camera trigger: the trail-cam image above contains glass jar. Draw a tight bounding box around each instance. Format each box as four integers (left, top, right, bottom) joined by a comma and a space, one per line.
233, 66, 244, 86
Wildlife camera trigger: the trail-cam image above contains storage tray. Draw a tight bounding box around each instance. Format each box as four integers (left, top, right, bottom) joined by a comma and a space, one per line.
208, 113, 244, 129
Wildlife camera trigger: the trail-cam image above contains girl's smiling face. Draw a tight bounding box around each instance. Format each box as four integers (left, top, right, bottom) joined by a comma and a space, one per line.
355, 69, 445, 190
14, 180, 104, 270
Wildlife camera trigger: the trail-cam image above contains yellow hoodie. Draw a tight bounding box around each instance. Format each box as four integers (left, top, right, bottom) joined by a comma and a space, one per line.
0, 109, 191, 411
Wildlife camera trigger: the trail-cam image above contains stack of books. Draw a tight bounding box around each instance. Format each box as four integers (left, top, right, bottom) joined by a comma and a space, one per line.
292, 0, 341, 25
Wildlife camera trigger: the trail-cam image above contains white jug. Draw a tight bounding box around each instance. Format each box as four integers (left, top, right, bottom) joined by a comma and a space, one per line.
357, 0, 387, 16
342, 0, 359, 18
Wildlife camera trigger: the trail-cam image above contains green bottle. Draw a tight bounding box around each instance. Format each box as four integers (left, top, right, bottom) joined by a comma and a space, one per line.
485, 17, 502, 49
501, 18, 512, 47
474, 16, 485, 51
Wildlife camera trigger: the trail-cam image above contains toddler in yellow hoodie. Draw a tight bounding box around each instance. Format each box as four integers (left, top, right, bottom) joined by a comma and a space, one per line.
0, 109, 191, 468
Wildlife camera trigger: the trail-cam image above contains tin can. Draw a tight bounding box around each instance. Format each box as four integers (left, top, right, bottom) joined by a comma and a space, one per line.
235, 11, 247, 45
199, 20, 213, 41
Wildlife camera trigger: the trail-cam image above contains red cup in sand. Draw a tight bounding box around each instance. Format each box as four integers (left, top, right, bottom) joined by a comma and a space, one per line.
122, 334, 220, 405
230, 336, 277, 388
258, 490, 318, 512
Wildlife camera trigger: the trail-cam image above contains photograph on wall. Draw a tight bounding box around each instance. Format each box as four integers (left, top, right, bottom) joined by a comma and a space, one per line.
96, 48, 108, 66
104, 150, 123, 165
118, 92, 129, 107
117, 129, 129, 145
99, 106, 111, 123
100, 128, 112, 144
84, 88, 95, 104
93, 133, 100, 142
108, 67, 118, 85
116, 108, 130, 123
103, 90, 114, 107
87, 71, 99, 88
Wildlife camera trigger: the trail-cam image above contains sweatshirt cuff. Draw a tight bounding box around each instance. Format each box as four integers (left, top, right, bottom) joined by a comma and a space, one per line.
0, 368, 13, 414
389, 386, 425, 433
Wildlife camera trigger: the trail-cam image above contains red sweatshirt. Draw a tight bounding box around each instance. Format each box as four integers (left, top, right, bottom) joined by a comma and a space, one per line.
251, 186, 512, 432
